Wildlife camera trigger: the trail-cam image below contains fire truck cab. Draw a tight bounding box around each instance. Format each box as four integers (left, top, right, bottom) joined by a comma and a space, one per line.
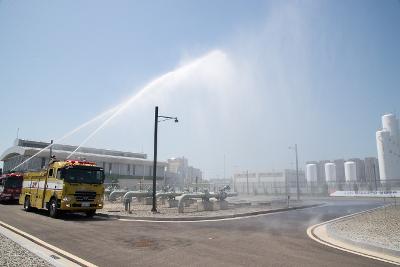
19, 159, 105, 218
0, 173, 23, 203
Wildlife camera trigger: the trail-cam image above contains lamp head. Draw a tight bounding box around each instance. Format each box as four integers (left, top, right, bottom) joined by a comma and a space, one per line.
175, 118, 179, 123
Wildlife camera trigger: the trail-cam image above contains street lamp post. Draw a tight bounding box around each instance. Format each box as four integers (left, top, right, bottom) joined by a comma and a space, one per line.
289, 144, 300, 201
246, 170, 249, 195
152, 106, 178, 213
373, 162, 378, 191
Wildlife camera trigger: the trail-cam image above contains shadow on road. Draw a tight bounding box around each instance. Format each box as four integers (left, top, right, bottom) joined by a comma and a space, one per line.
18, 207, 110, 222
0, 201, 20, 205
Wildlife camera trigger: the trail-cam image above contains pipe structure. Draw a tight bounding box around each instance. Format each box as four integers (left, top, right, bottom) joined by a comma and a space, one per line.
226, 192, 238, 198
177, 193, 208, 213
156, 192, 182, 199
122, 191, 183, 203
177, 190, 238, 213
122, 191, 151, 201
108, 190, 129, 201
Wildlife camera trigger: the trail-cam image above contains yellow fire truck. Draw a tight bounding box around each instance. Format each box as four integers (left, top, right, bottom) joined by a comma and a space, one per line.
19, 159, 105, 218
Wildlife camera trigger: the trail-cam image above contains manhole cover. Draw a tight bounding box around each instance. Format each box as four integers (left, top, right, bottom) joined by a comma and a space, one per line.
133, 239, 156, 248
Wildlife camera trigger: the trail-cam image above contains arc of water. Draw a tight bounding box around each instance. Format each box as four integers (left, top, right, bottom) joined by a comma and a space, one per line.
66, 50, 223, 159
66, 89, 147, 159
11, 104, 121, 171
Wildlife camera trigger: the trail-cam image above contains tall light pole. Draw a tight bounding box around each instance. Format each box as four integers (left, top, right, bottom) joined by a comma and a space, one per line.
152, 106, 178, 213
373, 162, 378, 191
223, 154, 226, 180
246, 170, 249, 195
142, 164, 145, 191
289, 144, 300, 201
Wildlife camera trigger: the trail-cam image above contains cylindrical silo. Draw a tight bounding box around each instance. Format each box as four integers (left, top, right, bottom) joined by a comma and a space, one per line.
376, 130, 389, 181
306, 164, 317, 182
382, 114, 399, 139
325, 163, 336, 182
345, 161, 357, 182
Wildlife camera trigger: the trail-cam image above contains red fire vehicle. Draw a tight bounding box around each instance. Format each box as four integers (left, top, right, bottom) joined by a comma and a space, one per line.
0, 173, 23, 203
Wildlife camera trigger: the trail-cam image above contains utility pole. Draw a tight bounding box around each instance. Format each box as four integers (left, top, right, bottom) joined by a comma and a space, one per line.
246, 170, 249, 195
151, 106, 178, 213
151, 106, 159, 213
163, 166, 166, 187
373, 162, 378, 191
223, 154, 226, 180
289, 144, 300, 200
295, 144, 300, 201
142, 164, 145, 191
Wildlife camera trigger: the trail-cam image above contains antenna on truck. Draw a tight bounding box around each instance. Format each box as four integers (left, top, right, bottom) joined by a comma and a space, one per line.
49, 140, 53, 159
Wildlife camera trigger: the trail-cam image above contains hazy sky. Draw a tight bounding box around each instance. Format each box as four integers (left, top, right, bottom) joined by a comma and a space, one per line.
1, 0, 399, 178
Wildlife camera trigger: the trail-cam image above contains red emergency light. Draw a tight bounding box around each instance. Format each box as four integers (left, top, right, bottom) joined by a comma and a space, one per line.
6, 173, 23, 177
66, 160, 96, 166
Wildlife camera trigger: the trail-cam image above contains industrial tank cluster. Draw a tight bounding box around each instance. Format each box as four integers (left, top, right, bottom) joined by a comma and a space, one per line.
344, 162, 357, 182
306, 161, 357, 183
306, 113, 400, 185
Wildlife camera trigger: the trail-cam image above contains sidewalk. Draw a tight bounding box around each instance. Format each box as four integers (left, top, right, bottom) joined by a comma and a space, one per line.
0, 232, 53, 267
327, 205, 400, 256
0, 220, 92, 267
308, 205, 400, 265
98, 201, 322, 221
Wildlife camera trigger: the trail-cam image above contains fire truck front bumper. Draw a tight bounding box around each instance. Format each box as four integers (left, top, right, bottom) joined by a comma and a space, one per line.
61, 199, 103, 210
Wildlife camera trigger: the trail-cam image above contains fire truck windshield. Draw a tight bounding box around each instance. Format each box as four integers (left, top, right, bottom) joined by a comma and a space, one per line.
59, 167, 104, 184
4, 178, 23, 188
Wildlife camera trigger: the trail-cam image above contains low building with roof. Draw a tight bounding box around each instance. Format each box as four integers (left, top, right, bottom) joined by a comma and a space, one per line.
1, 139, 167, 190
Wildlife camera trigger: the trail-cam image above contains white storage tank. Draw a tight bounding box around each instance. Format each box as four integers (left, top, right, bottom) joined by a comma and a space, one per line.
376, 130, 389, 180
377, 114, 400, 181
382, 113, 399, 138
325, 163, 336, 182
345, 161, 357, 182
306, 164, 318, 182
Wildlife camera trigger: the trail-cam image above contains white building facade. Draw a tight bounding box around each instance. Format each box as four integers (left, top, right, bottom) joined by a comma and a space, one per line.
234, 170, 306, 195
1, 139, 168, 189
166, 157, 203, 188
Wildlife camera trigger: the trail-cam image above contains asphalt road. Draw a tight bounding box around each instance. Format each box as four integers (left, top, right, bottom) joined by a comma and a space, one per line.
0, 199, 394, 267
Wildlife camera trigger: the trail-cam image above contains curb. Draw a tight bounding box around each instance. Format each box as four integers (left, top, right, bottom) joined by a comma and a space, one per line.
307, 205, 400, 266
97, 203, 322, 222
0, 220, 97, 267
327, 220, 400, 258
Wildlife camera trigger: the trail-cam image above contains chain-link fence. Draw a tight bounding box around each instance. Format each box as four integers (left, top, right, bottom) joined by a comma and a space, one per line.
102, 193, 219, 215
100, 180, 400, 217
235, 179, 400, 197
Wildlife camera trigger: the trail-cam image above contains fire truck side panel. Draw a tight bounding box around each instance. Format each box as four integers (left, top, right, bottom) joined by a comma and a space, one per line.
43, 176, 64, 209
19, 171, 46, 207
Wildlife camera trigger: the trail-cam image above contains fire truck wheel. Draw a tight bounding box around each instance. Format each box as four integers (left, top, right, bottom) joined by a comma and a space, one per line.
49, 198, 58, 218
23, 196, 32, 212
86, 209, 96, 217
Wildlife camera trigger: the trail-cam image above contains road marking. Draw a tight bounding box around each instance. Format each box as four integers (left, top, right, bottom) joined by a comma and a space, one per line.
307, 205, 400, 266
117, 204, 326, 223
0, 220, 97, 267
